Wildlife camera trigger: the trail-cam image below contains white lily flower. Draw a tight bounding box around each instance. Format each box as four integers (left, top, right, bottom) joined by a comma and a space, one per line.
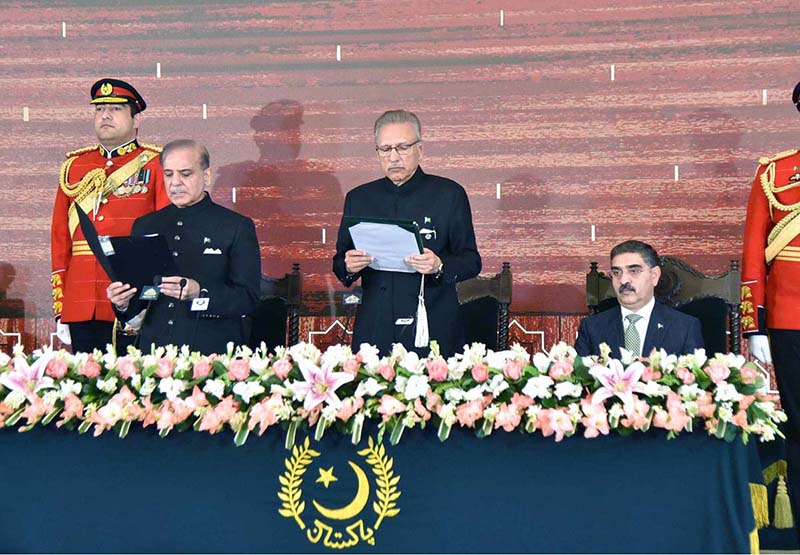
158, 378, 186, 401
203, 379, 226, 400
554, 381, 582, 400
96, 377, 119, 394
139, 377, 157, 397
355, 377, 385, 398
399, 351, 422, 374
641, 381, 668, 398
714, 382, 742, 403
485, 350, 513, 369
403, 374, 430, 399
58, 379, 82, 399
321, 344, 351, 369
232, 381, 265, 404
357, 344, 381, 372
678, 383, 701, 401
443, 388, 466, 403
486, 374, 509, 397
4, 390, 25, 410
464, 385, 484, 401
522, 375, 554, 399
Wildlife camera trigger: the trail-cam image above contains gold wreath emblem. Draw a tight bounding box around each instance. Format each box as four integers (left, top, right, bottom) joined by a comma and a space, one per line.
100, 82, 113, 96
278, 436, 401, 549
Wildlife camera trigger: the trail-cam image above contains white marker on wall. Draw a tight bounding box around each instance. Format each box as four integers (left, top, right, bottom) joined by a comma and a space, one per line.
22, 107, 29, 122
61, 22, 66, 38
591, 225, 596, 242
202, 103, 207, 120
762, 89, 768, 106
232, 187, 237, 204
496, 183, 501, 199
156, 62, 161, 78
322, 228, 327, 244
500, 9, 504, 27
610, 64, 615, 81
336, 45, 341, 62
674, 165, 679, 182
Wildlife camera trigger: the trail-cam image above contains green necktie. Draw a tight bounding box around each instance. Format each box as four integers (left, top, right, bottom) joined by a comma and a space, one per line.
624, 313, 643, 356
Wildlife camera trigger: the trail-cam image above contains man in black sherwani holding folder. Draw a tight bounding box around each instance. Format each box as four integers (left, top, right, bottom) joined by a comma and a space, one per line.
107, 140, 261, 355
333, 110, 481, 358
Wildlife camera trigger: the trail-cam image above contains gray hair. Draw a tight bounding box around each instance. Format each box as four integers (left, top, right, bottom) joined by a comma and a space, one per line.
160, 139, 210, 170
373, 110, 422, 142
610, 240, 660, 268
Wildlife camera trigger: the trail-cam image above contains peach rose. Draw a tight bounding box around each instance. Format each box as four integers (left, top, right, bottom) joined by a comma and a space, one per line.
471, 363, 489, 383
78, 357, 101, 379
641, 366, 662, 382
548, 360, 573, 381
377, 395, 405, 421
342, 358, 361, 375
378, 363, 395, 382
676, 367, 695, 384
117, 356, 138, 379
271, 358, 293, 380
193, 358, 212, 379
46, 358, 69, 379
426, 357, 449, 382
227, 359, 250, 381
155, 358, 174, 379
494, 403, 521, 432
503, 359, 523, 381
706, 362, 730, 384
739, 365, 758, 385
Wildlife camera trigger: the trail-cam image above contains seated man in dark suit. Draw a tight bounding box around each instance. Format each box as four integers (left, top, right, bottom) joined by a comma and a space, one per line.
575, 240, 704, 358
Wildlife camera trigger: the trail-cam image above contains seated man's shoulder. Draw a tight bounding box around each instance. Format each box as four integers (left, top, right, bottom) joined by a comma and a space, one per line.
580, 306, 617, 327
658, 302, 702, 325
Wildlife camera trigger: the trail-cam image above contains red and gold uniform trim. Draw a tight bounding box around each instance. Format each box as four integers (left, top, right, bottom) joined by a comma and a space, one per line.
741, 149, 800, 333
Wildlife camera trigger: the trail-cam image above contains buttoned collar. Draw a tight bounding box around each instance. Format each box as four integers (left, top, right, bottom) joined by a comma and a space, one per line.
174, 191, 213, 215
99, 138, 139, 158
381, 166, 425, 195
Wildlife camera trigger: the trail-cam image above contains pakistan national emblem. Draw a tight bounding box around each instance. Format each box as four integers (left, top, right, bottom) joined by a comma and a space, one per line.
278, 436, 401, 549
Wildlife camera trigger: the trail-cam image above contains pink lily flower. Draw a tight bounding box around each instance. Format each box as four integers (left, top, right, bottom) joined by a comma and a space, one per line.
589, 359, 648, 406
0, 355, 55, 401
294, 359, 354, 411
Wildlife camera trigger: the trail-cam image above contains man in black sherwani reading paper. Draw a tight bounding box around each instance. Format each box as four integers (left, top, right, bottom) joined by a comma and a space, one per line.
107, 140, 261, 355
333, 110, 481, 358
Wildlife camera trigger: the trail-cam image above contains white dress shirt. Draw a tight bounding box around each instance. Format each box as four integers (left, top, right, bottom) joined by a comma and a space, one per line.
620, 296, 656, 355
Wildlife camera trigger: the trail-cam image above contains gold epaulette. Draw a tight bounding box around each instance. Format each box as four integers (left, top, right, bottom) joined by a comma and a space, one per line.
759, 149, 800, 166
65, 144, 99, 158
139, 142, 163, 153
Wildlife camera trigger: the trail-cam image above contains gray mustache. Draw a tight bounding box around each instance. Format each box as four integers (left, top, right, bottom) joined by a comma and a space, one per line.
618, 283, 635, 294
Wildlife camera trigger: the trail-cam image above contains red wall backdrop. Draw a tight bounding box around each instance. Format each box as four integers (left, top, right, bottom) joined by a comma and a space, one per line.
1, 0, 799, 352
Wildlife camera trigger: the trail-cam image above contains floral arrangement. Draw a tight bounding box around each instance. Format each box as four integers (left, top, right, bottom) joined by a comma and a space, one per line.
0, 340, 786, 448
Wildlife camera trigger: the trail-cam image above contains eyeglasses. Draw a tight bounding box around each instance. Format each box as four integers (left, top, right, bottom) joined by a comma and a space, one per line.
375, 140, 420, 157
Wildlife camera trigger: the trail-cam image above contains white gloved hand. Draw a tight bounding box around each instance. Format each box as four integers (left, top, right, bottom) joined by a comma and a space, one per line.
748, 334, 772, 365
56, 320, 72, 345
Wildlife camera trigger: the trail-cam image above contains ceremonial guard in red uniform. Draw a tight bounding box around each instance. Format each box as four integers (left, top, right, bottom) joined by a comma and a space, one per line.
50, 78, 169, 353
741, 81, 800, 542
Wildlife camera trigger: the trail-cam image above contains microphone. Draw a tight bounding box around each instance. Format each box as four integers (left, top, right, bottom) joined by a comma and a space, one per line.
189, 287, 209, 353
133, 275, 163, 351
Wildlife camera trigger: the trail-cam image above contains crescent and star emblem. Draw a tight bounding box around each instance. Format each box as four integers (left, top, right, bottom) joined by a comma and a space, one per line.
278, 437, 401, 549
100, 82, 113, 96
312, 461, 370, 521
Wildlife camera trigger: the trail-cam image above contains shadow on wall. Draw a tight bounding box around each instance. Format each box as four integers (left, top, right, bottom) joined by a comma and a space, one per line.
214, 100, 345, 316
0, 261, 27, 352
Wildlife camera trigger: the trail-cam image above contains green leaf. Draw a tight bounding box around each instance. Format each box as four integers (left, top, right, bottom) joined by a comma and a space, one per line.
41, 407, 62, 425
4, 407, 24, 427
118, 420, 131, 439
234, 425, 250, 447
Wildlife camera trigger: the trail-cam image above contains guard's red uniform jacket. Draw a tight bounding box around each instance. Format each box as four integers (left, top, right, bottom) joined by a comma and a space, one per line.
741, 149, 800, 334
51, 139, 169, 323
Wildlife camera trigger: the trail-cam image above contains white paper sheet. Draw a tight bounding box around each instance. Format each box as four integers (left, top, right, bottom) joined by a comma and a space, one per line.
349, 221, 421, 273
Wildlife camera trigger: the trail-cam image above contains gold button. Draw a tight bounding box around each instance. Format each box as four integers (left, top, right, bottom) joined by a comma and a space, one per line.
105, 160, 113, 167
102, 198, 108, 204
97, 215, 105, 221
